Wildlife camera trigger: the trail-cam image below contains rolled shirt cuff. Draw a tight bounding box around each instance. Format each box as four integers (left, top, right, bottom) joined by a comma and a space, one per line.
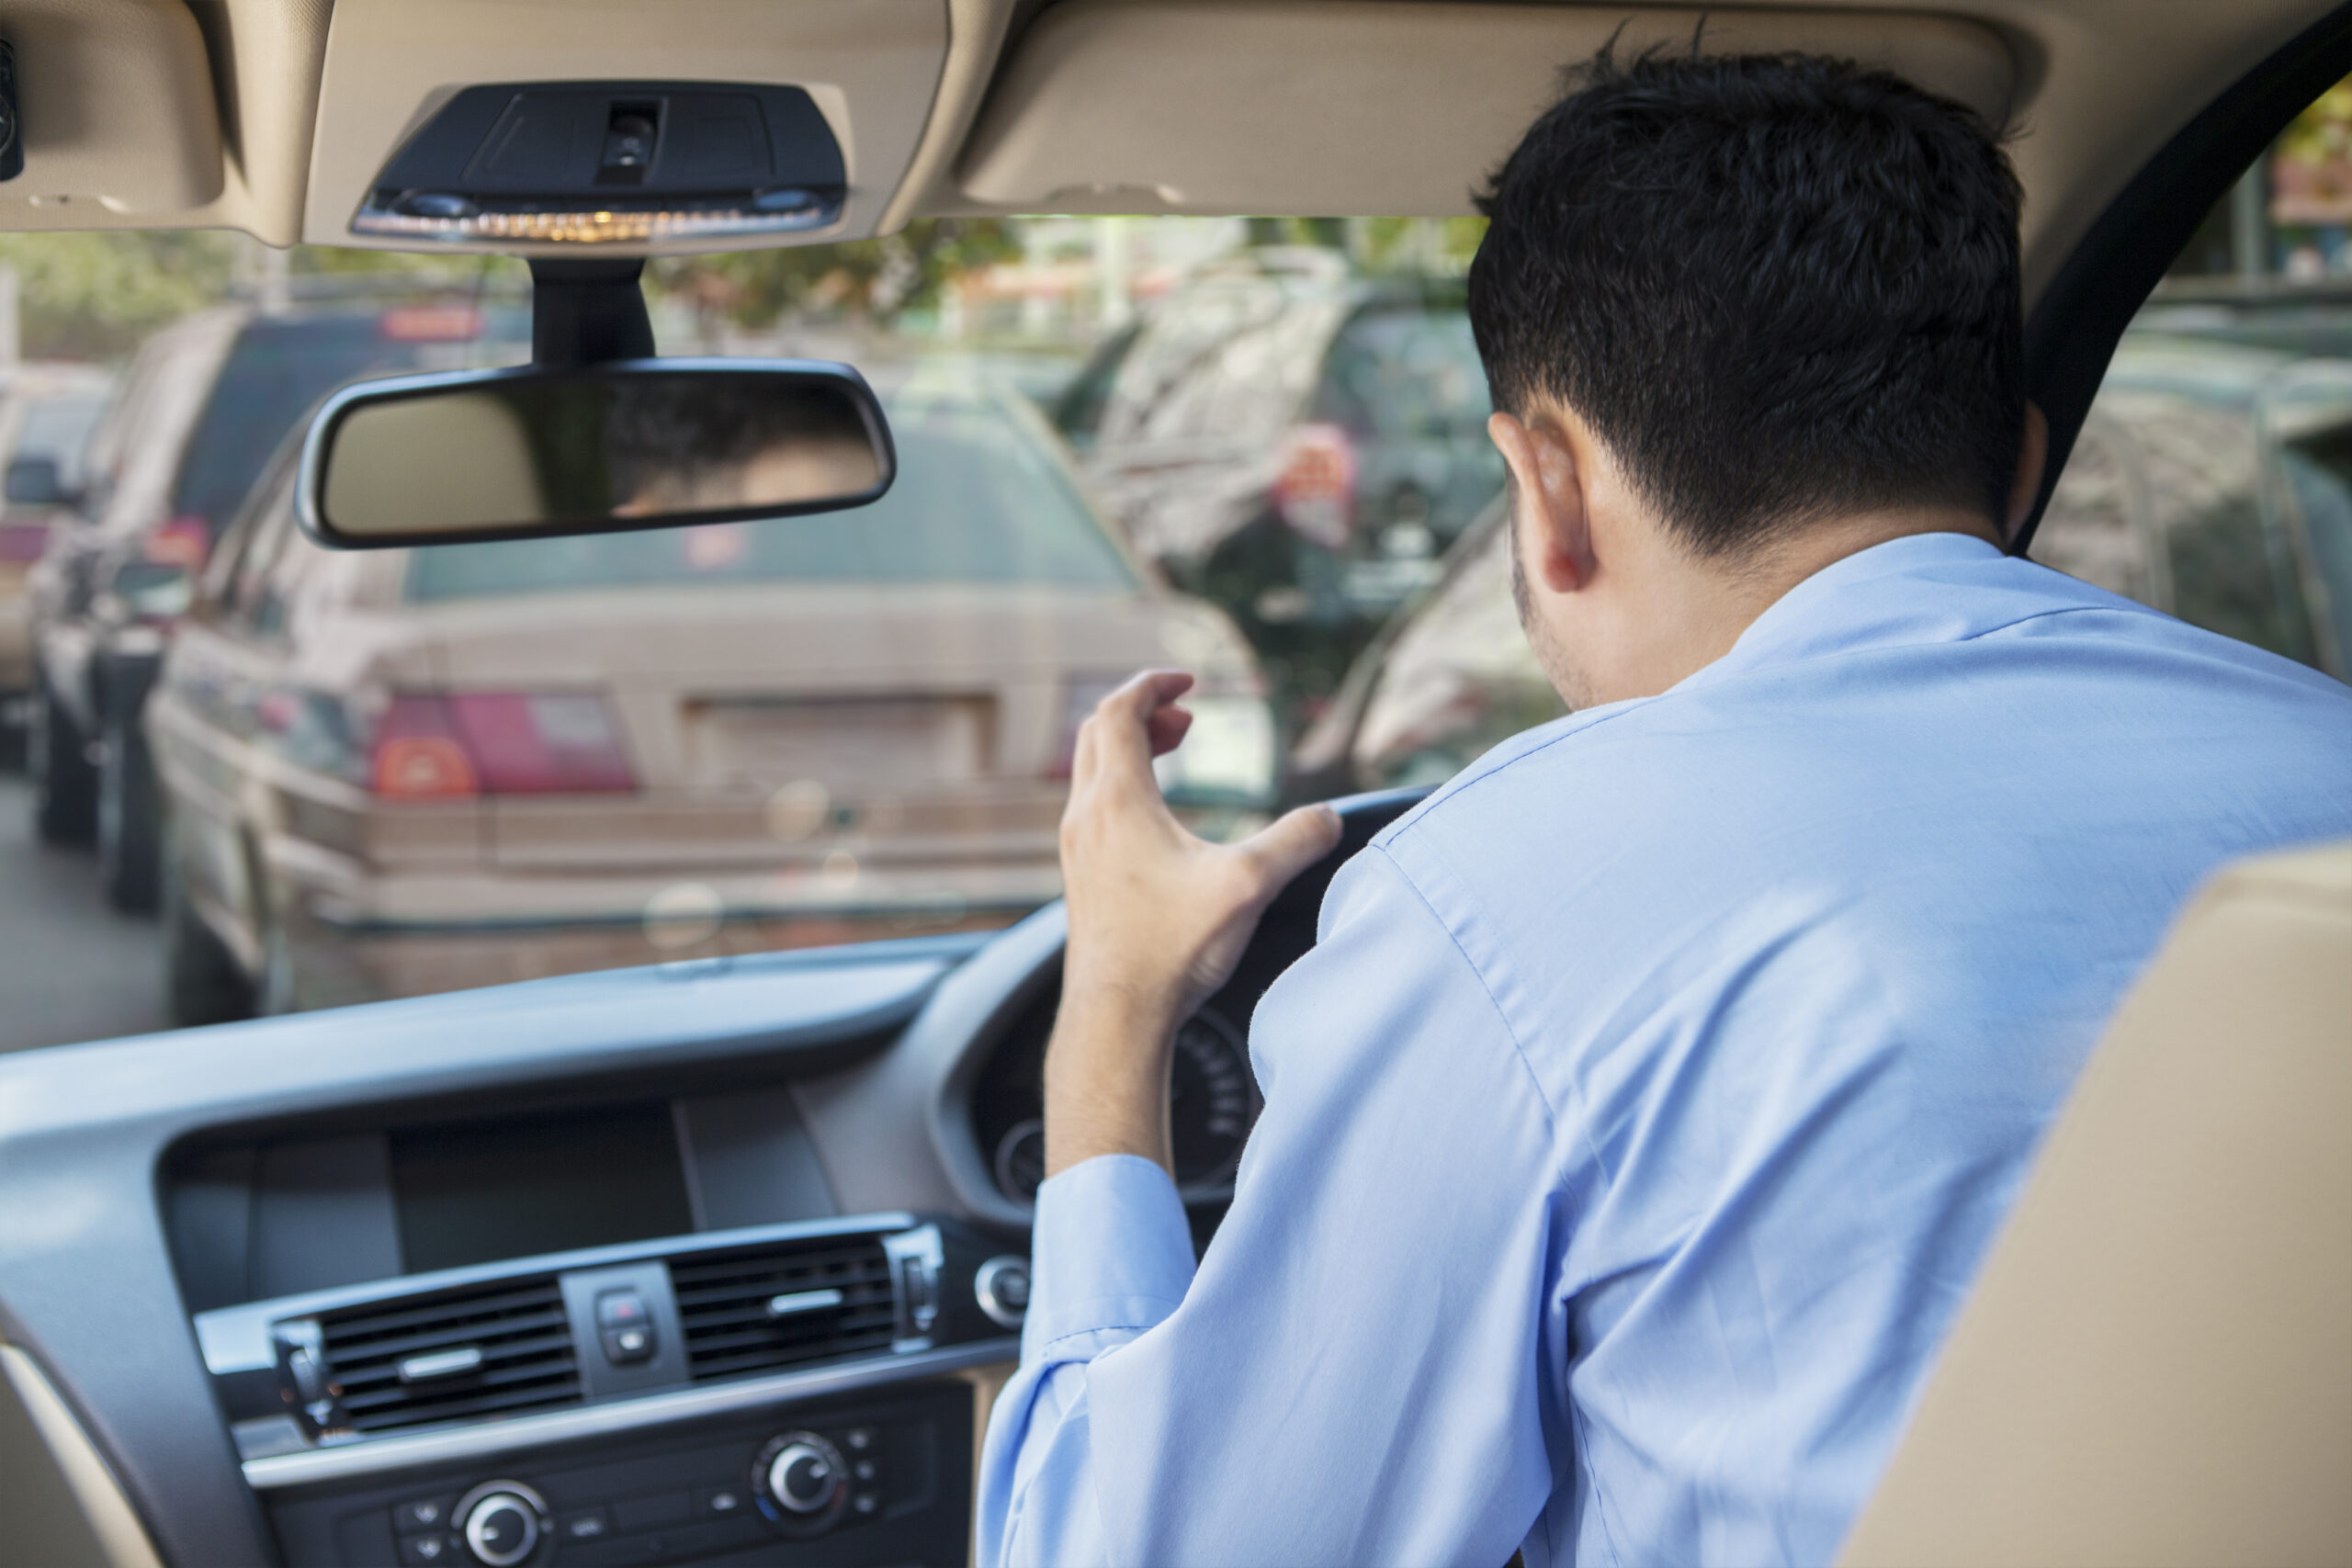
1020, 1153, 1198, 1366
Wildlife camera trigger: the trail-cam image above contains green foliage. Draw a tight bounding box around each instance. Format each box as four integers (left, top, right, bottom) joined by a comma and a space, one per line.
0, 231, 239, 359
1352, 217, 1489, 275
648, 219, 1020, 330
0, 234, 527, 362
1246, 217, 1350, 248
1236, 216, 1487, 275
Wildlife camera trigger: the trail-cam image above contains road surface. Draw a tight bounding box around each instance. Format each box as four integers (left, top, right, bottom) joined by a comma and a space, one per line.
0, 776, 171, 1053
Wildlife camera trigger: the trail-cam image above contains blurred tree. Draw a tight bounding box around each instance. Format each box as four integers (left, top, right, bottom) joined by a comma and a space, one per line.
1246, 217, 1350, 248
1353, 216, 1488, 275
0, 234, 531, 362
0, 231, 238, 359
648, 219, 1020, 333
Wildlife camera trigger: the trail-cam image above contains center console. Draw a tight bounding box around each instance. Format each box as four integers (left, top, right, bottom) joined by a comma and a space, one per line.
266, 1382, 974, 1567
167, 1095, 1030, 1567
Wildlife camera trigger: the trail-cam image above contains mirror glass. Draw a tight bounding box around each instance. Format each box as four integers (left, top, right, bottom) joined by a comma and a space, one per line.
310, 365, 890, 546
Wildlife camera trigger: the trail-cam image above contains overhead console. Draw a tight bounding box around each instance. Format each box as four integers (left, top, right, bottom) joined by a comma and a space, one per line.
350, 83, 849, 246
302, 0, 951, 254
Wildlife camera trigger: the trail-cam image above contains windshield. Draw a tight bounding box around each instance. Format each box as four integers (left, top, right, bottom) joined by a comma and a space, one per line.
0, 82, 2347, 1055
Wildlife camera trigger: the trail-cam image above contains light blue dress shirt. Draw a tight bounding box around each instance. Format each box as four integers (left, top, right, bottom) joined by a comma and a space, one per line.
978, 533, 2352, 1568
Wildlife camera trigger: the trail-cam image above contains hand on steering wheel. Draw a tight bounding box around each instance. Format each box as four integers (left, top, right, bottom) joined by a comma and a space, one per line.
1045, 670, 1340, 1180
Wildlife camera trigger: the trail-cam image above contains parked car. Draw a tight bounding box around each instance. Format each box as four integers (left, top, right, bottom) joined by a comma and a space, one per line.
148, 368, 1274, 1022
25, 296, 526, 910
1061, 248, 1501, 720
1293, 330, 2352, 798
0, 362, 112, 744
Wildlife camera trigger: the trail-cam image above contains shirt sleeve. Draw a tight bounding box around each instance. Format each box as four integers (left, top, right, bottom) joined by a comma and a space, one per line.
977, 844, 1572, 1568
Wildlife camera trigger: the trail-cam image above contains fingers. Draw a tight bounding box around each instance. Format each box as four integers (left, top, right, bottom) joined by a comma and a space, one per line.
1144, 704, 1193, 758
1238, 803, 1344, 893
1074, 670, 1195, 791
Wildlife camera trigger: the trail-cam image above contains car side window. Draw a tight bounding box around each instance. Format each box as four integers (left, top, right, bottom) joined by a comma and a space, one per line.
1351, 508, 1565, 787
2041, 371, 2319, 667
220, 468, 300, 637
2277, 422, 2352, 673
2127, 391, 2317, 663
2030, 412, 2172, 609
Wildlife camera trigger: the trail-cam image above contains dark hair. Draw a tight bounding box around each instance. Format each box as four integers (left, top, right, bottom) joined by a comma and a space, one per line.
1469, 47, 2025, 555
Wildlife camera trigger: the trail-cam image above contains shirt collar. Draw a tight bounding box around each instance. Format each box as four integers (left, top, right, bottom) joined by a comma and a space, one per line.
1675, 531, 2017, 694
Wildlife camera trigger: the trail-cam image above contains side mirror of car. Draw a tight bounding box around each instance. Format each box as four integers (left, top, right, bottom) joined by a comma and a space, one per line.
296, 359, 896, 550
6, 455, 75, 509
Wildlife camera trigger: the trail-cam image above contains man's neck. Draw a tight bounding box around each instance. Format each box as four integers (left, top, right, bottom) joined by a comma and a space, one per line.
1580, 508, 2001, 706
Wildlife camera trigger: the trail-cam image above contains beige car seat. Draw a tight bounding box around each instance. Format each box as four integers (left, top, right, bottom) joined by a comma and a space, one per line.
1839, 840, 2352, 1568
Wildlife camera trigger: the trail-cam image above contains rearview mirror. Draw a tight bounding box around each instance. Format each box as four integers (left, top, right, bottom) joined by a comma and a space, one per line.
298, 360, 894, 549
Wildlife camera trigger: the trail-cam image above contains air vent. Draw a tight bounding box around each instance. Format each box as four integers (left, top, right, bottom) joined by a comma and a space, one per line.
673, 1237, 896, 1382
316, 1276, 581, 1434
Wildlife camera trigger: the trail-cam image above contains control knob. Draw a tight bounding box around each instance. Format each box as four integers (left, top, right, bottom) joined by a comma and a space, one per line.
453, 1480, 548, 1567
753, 1430, 848, 1533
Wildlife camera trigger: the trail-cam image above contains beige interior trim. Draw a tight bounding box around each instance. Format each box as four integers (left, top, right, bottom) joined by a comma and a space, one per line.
1838, 840, 2352, 1567
955, 2, 2018, 216
0, 2, 328, 243
925, 0, 2343, 305
0, 1345, 163, 1568
299, 0, 951, 254
876, 0, 1021, 234
0, 0, 219, 218
956, 1359, 1016, 1568
0, 0, 2310, 302
187, 0, 334, 247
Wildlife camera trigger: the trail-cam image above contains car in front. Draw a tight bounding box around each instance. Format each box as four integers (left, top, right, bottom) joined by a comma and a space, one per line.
148, 369, 1274, 1021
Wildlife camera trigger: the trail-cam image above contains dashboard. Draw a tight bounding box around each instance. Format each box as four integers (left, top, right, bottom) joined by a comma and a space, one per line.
0, 790, 1419, 1567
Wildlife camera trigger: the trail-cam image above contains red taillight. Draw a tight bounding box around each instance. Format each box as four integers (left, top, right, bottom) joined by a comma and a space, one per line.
1272, 423, 1358, 550
369, 693, 635, 799
371, 696, 481, 798
451, 693, 635, 793
144, 514, 210, 570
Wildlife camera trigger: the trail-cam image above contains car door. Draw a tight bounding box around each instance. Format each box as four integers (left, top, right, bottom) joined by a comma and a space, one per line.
149, 457, 305, 969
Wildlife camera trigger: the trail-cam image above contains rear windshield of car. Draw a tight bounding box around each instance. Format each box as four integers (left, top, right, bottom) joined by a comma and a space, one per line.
170, 310, 526, 539
402, 390, 1139, 603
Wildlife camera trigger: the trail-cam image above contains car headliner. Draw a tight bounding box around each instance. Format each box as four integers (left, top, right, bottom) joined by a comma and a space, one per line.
0, 1, 2331, 303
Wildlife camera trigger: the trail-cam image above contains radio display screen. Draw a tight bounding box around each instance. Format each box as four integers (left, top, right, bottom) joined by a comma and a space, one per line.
390, 1100, 695, 1274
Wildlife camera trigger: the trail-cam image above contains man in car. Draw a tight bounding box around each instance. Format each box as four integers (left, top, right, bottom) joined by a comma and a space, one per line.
978, 49, 2352, 1567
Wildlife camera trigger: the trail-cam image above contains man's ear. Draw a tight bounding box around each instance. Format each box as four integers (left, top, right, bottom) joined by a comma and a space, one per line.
1487, 410, 1595, 592
2005, 400, 2051, 542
